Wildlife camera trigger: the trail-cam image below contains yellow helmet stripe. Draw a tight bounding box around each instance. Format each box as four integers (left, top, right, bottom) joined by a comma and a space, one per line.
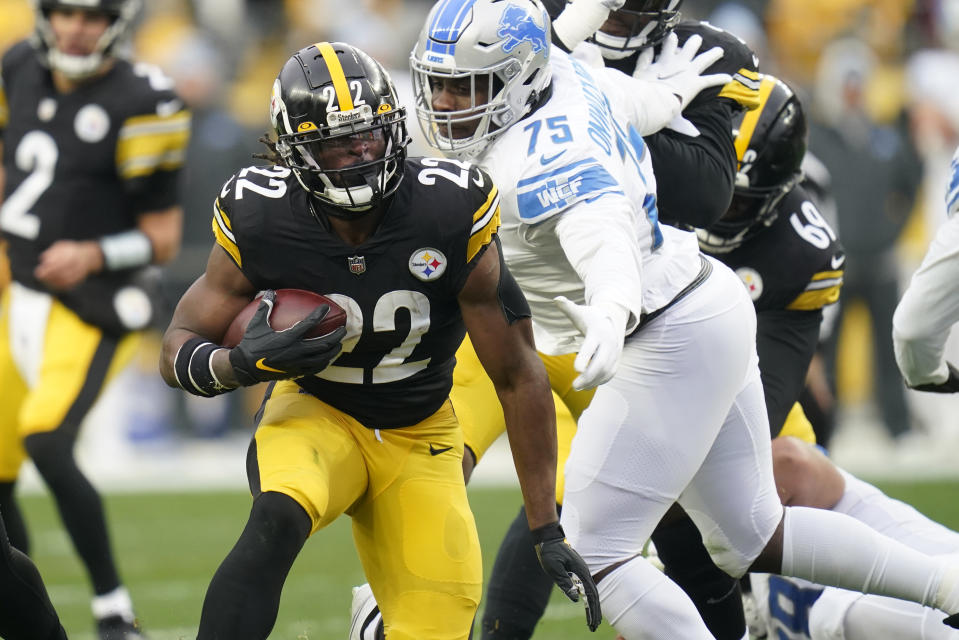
316, 42, 354, 111
733, 76, 777, 164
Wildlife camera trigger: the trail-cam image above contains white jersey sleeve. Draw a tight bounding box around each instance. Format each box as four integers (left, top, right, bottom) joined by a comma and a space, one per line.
570, 42, 683, 136
478, 49, 702, 355
948, 145, 959, 218
892, 208, 959, 386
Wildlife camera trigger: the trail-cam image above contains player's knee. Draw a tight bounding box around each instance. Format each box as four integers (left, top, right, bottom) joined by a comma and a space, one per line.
249, 491, 312, 549
771, 437, 815, 503
386, 590, 478, 640
23, 430, 74, 477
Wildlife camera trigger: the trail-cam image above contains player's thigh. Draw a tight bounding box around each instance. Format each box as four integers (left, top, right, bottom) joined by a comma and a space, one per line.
352, 400, 481, 640
680, 374, 782, 578
249, 380, 368, 534
539, 351, 595, 420
14, 289, 138, 437
0, 290, 27, 481
451, 336, 505, 463
563, 269, 759, 567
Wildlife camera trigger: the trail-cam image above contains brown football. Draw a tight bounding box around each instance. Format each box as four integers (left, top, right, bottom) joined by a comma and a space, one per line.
221, 289, 347, 348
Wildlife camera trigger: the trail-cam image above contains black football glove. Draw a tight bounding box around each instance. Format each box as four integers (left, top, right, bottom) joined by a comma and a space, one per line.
532, 522, 602, 631
909, 362, 959, 394
228, 289, 346, 386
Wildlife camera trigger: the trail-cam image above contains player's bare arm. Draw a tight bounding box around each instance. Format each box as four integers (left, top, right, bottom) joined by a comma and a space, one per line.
34, 204, 183, 290
458, 240, 559, 528
159, 245, 256, 389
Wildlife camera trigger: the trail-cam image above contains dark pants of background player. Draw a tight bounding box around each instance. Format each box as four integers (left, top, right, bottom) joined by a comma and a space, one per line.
481, 504, 746, 640
0, 509, 68, 640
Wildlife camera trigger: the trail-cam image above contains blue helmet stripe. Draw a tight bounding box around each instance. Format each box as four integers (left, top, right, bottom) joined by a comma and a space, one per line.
426, 0, 478, 56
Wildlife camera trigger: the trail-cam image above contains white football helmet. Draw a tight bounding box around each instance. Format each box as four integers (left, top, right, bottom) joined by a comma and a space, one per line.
410, 0, 553, 160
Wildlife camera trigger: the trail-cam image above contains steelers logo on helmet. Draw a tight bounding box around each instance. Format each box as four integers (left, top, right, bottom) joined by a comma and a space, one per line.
589, 0, 683, 60
34, 0, 142, 79
409, 248, 448, 282
270, 42, 410, 216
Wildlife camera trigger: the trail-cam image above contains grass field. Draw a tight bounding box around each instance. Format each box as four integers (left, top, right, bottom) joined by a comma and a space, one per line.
21, 479, 959, 639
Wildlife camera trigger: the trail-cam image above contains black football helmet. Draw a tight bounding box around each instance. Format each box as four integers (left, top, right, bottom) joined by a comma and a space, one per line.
697, 75, 807, 253
34, 0, 140, 79
270, 42, 410, 215
589, 0, 683, 59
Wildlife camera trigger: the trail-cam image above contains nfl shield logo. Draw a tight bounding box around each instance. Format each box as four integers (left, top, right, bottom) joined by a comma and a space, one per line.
348, 255, 366, 275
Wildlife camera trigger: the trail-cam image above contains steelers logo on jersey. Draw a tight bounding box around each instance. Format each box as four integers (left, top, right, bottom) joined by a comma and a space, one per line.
409, 248, 448, 281
74, 103, 110, 143
736, 266, 764, 301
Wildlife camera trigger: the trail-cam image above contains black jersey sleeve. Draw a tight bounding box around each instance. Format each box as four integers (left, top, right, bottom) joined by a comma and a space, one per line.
431, 161, 502, 294
113, 63, 190, 215
646, 97, 738, 228
756, 308, 823, 437
674, 22, 761, 114
210, 168, 269, 279
0, 42, 33, 136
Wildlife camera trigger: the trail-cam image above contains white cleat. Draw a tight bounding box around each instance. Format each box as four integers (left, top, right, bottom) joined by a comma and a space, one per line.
350, 583, 382, 640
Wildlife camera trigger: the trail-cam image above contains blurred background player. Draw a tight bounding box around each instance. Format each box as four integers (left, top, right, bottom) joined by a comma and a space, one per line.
159, 41, 597, 640
0, 0, 188, 637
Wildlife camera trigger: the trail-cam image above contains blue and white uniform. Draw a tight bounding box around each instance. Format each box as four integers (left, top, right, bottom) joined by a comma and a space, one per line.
894, 144, 959, 387
476, 47, 782, 639
750, 469, 959, 640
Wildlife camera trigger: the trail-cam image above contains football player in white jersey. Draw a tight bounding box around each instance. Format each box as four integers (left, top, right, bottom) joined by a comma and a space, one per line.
893, 144, 959, 393
409, 0, 959, 637
749, 470, 959, 640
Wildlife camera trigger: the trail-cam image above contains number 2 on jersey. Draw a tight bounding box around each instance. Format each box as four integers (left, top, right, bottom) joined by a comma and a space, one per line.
317, 290, 432, 384
1, 131, 58, 240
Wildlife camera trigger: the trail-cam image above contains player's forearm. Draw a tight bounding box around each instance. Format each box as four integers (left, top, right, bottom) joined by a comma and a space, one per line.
893, 215, 959, 385
555, 201, 643, 330
137, 205, 183, 264
499, 375, 560, 529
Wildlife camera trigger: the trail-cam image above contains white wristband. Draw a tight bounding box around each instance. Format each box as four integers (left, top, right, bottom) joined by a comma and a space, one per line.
99, 229, 153, 271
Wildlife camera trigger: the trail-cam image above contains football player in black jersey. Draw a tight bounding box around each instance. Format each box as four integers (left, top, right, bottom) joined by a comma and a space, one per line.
159, 42, 598, 640
477, 2, 763, 638
0, 510, 67, 640
0, 1, 188, 638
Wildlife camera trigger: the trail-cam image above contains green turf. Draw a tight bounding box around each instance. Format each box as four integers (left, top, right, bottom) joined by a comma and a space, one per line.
19, 479, 959, 639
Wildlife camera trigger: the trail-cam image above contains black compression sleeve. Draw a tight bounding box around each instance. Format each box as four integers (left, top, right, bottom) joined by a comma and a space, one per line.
755, 309, 823, 437
646, 100, 738, 229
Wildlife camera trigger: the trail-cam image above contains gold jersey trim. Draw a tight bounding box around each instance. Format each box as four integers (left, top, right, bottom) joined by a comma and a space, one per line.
212, 199, 242, 267
467, 186, 500, 263
116, 110, 190, 179
718, 68, 762, 111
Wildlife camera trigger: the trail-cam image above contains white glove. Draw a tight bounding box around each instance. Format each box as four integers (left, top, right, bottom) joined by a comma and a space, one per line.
633, 32, 731, 112
554, 296, 628, 390
552, 0, 625, 52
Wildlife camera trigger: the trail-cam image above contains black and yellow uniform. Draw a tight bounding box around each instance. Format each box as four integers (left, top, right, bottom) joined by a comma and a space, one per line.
0, 40, 189, 477
213, 158, 500, 638
711, 183, 844, 440
604, 21, 760, 228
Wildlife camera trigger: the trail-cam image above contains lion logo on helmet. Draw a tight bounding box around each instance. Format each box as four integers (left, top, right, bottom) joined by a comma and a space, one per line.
497, 4, 548, 53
